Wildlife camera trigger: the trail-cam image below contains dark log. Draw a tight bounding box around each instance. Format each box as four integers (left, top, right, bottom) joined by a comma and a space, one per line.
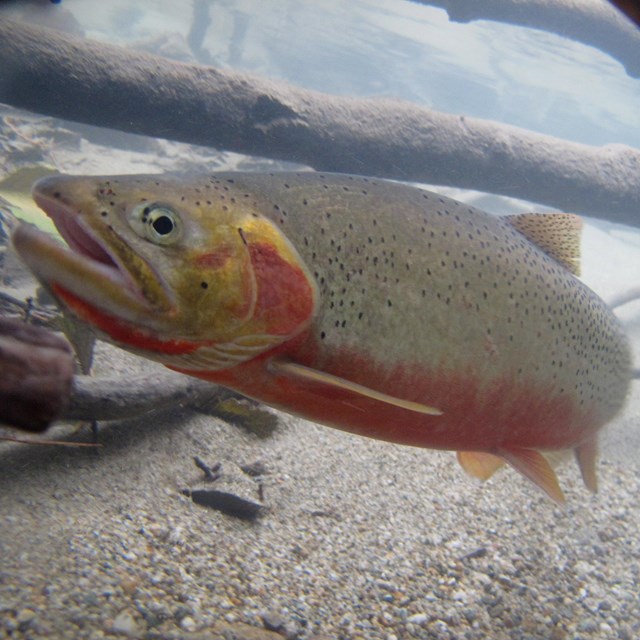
1, 21, 640, 224
184, 488, 264, 520
0, 308, 256, 431
0, 318, 222, 430
0, 314, 221, 430
0, 316, 74, 431
413, 0, 640, 77
609, 0, 640, 27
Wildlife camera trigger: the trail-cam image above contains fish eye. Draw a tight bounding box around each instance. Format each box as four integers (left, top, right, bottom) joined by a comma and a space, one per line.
129, 204, 182, 245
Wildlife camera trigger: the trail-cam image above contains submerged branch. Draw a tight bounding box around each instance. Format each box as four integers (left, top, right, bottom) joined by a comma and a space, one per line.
608, 285, 640, 310
0, 314, 222, 430
609, 0, 640, 27
1, 21, 640, 223
65, 370, 221, 422
0, 316, 74, 431
412, 0, 640, 78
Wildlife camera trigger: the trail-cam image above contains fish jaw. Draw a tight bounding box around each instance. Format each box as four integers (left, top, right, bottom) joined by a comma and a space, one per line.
12, 179, 175, 332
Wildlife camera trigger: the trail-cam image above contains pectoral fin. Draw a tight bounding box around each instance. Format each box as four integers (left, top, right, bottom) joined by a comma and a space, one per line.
500, 447, 566, 504
457, 451, 505, 481
270, 360, 443, 416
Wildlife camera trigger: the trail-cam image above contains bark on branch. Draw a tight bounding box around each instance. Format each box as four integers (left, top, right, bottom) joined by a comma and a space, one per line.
1, 20, 640, 224
65, 371, 221, 422
0, 317, 74, 431
413, 1, 640, 77
0, 310, 221, 431
609, 0, 640, 27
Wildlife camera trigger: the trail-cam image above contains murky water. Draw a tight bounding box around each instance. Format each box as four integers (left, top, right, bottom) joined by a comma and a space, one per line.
1, 2, 639, 638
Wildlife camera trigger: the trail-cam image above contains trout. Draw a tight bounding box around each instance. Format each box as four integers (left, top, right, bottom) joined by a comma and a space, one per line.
12, 172, 631, 503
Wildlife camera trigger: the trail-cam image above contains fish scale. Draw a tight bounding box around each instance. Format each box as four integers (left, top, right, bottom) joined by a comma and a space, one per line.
223, 173, 627, 415
12, 171, 632, 503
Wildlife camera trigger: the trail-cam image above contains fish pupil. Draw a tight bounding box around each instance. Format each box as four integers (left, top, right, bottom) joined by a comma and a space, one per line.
152, 215, 174, 236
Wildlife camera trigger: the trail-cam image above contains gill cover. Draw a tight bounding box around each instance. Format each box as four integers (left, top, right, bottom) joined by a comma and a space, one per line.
150, 209, 320, 371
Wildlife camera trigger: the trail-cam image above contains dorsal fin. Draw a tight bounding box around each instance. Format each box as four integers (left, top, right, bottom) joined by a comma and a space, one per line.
505, 213, 582, 276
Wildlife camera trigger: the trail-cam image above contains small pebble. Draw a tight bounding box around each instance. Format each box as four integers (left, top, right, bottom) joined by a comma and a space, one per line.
407, 613, 428, 625
110, 610, 138, 637
180, 615, 196, 631
577, 618, 598, 633
17, 608, 36, 624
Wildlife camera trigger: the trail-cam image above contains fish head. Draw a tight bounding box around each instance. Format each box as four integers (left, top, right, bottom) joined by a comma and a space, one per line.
12, 174, 319, 369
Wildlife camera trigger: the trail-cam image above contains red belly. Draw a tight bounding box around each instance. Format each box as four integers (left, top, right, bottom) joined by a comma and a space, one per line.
173, 341, 598, 454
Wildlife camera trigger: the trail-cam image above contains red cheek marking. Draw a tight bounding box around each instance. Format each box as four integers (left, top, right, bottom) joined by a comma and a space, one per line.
52, 284, 200, 355
248, 242, 315, 335
195, 247, 234, 269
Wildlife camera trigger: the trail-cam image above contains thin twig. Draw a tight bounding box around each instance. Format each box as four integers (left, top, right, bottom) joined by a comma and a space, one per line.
608, 286, 640, 310
0, 435, 102, 447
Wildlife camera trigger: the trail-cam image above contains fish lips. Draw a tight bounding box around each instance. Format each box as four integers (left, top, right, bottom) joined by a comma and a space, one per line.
12, 188, 173, 327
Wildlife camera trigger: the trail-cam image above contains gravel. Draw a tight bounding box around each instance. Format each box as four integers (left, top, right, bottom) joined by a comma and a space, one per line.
1, 338, 639, 639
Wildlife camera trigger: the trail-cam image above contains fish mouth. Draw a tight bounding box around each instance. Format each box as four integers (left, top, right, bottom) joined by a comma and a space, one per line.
12, 187, 165, 325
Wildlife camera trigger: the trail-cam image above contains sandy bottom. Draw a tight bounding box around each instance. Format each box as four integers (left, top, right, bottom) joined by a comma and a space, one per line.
1, 342, 639, 640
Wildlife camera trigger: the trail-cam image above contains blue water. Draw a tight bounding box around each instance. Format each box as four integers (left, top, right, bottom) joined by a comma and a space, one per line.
46, 0, 640, 149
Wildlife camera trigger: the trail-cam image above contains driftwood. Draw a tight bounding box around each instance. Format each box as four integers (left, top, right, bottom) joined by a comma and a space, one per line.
0, 307, 280, 432
66, 370, 220, 422
414, 1, 640, 77
610, 0, 640, 27
0, 317, 74, 431
0, 309, 220, 430
0, 20, 640, 225
608, 285, 640, 310
0, 362, 223, 432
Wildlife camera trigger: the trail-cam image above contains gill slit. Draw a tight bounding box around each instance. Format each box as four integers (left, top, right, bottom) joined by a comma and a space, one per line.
238, 226, 258, 324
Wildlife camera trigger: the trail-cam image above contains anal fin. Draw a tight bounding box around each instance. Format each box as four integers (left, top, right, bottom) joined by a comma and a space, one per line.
457, 451, 505, 481
270, 360, 443, 416
500, 447, 566, 505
